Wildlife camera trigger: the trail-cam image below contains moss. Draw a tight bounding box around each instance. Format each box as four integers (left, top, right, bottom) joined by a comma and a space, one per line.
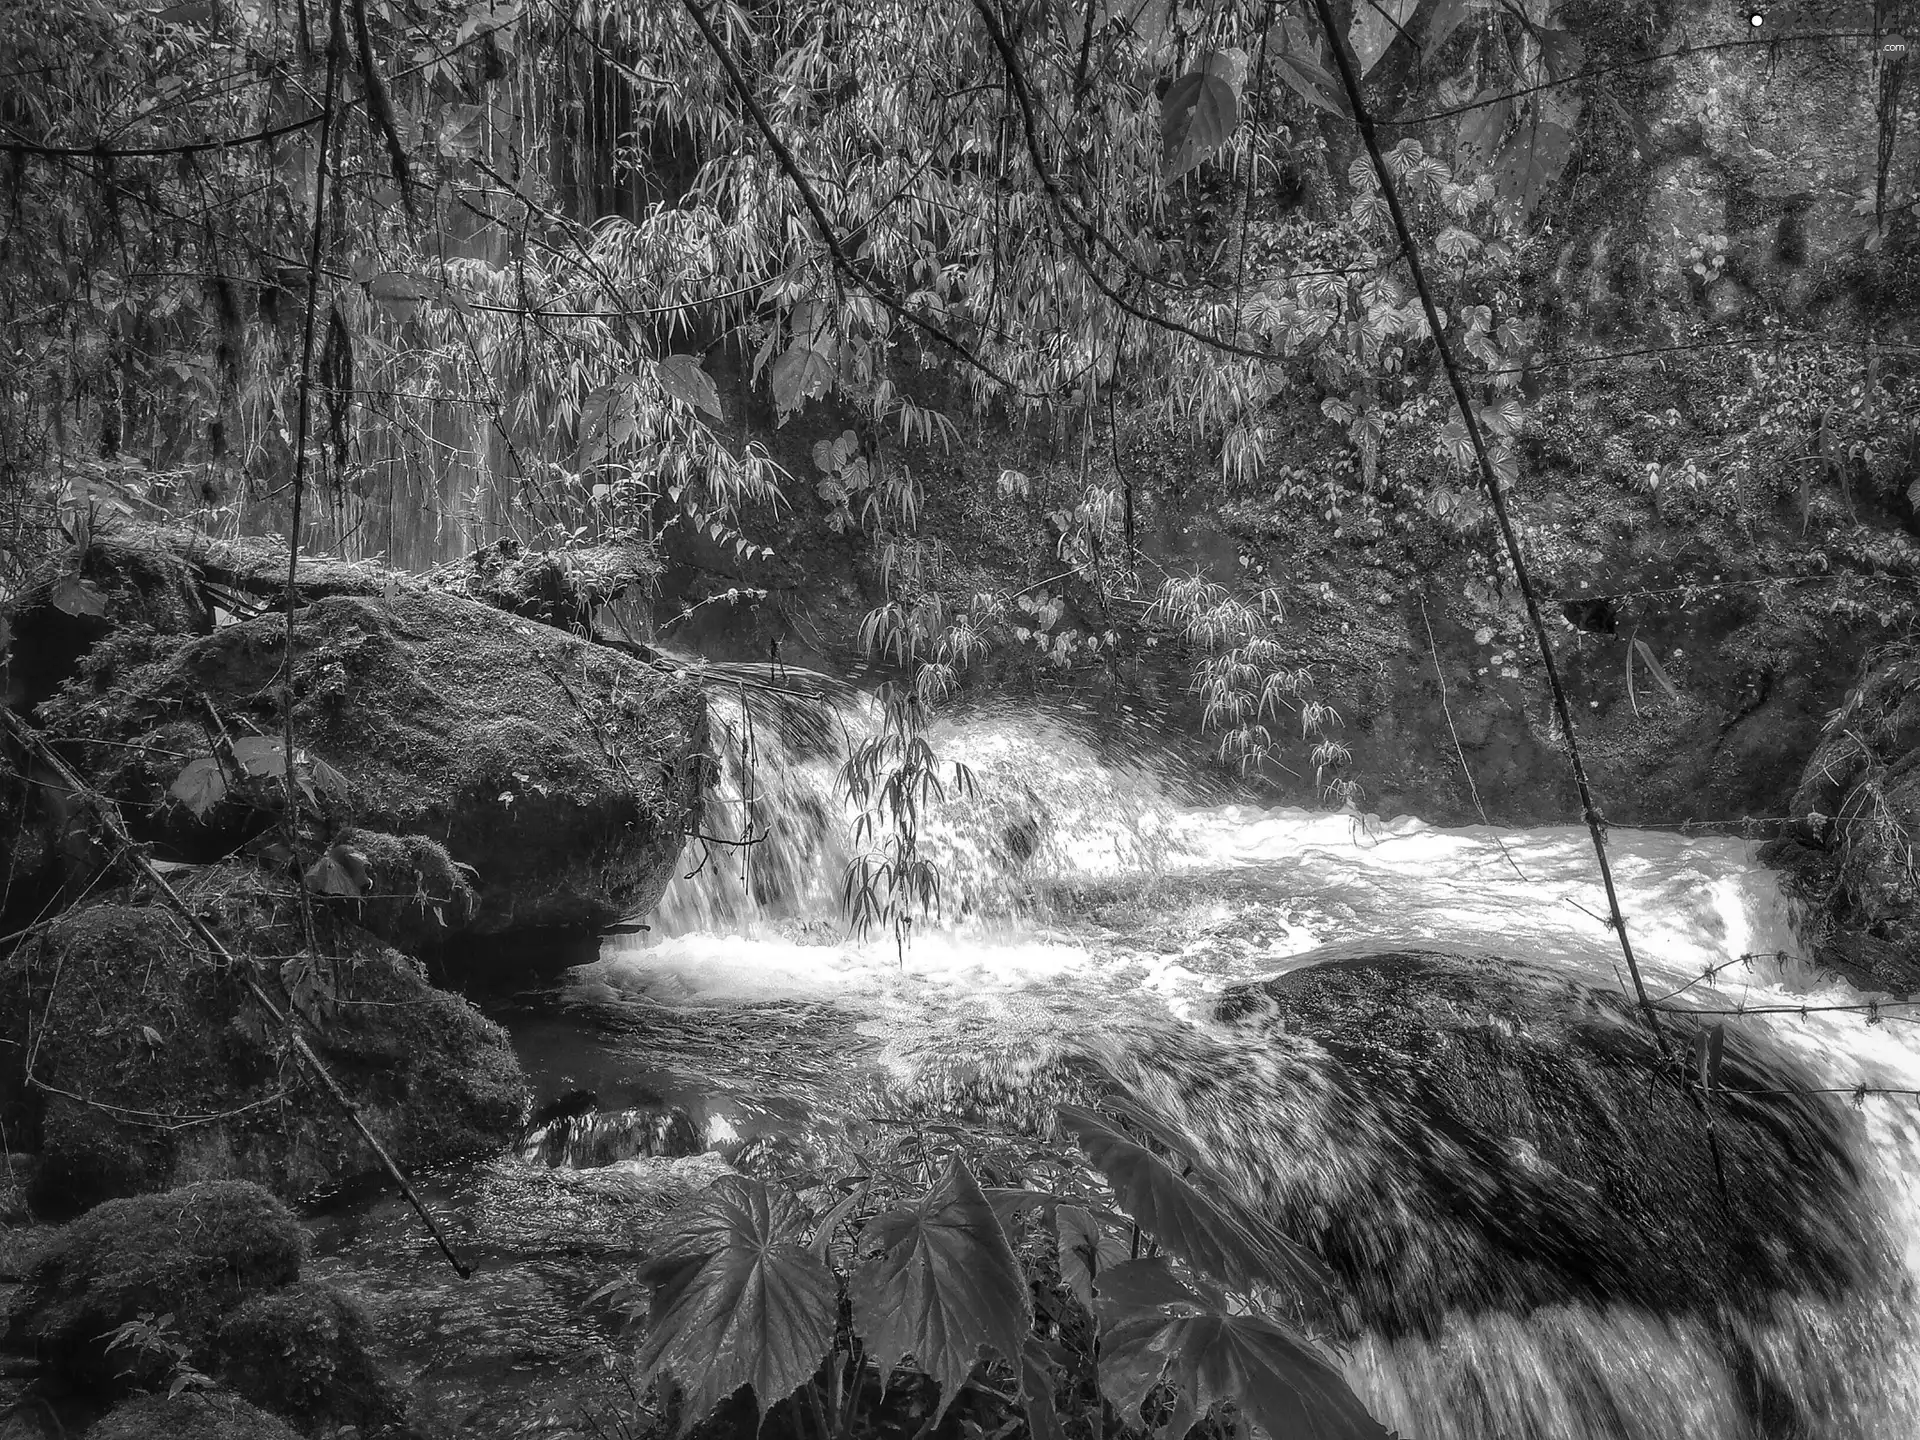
213, 1280, 410, 1437
332, 828, 476, 953
5, 1181, 303, 1389
0, 866, 527, 1212
3, 526, 211, 714
39, 585, 708, 935
85, 1389, 303, 1440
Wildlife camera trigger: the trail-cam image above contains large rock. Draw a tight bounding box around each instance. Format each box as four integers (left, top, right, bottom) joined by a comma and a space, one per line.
0, 867, 527, 1213
1081, 950, 1896, 1438
1764, 645, 1920, 994
3, 1182, 303, 1390
36, 584, 708, 934
85, 1391, 303, 1440
212, 1281, 411, 1437
2, 530, 212, 716
6, 1183, 416, 1437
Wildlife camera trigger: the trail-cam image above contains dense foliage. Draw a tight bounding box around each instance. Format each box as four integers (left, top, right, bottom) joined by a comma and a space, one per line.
604, 1101, 1386, 1440
7, 0, 1919, 919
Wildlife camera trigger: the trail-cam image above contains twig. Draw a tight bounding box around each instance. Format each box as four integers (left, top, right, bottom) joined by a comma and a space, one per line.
0, 707, 473, 1278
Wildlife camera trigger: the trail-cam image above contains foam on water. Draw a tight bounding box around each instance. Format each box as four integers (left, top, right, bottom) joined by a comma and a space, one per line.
566, 707, 1920, 1437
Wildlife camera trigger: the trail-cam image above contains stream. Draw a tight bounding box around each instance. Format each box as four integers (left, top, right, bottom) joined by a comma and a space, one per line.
308, 701, 1920, 1440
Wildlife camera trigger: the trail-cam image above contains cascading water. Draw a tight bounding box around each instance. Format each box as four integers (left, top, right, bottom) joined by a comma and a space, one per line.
463, 696, 1920, 1438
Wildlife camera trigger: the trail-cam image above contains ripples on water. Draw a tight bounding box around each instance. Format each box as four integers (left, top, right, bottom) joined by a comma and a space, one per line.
339, 703, 1920, 1437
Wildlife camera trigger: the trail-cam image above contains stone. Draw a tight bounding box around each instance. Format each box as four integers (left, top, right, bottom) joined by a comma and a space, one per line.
0, 867, 527, 1213
36, 584, 708, 935
3, 1182, 303, 1391
84, 1391, 303, 1440
213, 1280, 411, 1437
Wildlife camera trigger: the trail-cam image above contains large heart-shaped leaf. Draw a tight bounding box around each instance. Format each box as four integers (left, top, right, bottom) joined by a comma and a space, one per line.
1348, 0, 1416, 74
1455, 93, 1510, 170
770, 342, 836, 418
49, 575, 109, 617
229, 735, 287, 777
1101, 1305, 1389, 1440
635, 1176, 839, 1430
1056, 1204, 1130, 1311
851, 1154, 1030, 1422
655, 354, 723, 419
1161, 50, 1244, 179
169, 756, 227, 819
1090, 1257, 1207, 1324
1493, 117, 1574, 218
1056, 1106, 1336, 1318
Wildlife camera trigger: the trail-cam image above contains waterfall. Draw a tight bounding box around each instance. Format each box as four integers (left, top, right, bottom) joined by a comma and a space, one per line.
505, 700, 1920, 1438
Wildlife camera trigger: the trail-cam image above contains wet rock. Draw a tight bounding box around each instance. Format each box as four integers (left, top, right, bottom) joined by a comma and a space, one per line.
516, 1105, 702, 1170
1766, 646, 1920, 994
0, 867, 526, 1212
2, 1182, 303, 1391
213, 1280, 411, 1437
36, 583, 708, 935
84, 1390, 304, 1440
1099, 949, 1893, 1436
470, 1152, 735, 1255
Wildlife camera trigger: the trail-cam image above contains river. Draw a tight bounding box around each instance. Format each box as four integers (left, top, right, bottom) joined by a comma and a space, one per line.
310, 701, 1920, 1440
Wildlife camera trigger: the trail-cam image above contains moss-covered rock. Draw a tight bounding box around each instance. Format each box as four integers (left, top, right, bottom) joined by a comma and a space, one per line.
40, 584, 707, 935
3, 1182, 302, 1389
85, 1389, 304, 1440
212, 1280, 410, 1437
326, 827, 477, 954
2, 529, 212, 717
0, 867, 527, 1212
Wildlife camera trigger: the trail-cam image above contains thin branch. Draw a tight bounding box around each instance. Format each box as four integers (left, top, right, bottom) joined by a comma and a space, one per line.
1309, 0, 1671, 1056
0, 113, 326, 159
0, 706, 473, 1277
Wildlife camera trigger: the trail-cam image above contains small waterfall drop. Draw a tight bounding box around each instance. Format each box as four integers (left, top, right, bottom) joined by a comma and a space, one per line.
500, 695, 1920, 1438
651, 682, 1204, 936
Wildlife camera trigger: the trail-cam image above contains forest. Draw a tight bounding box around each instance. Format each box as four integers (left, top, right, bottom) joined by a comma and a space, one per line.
3, 0, 1920, 1436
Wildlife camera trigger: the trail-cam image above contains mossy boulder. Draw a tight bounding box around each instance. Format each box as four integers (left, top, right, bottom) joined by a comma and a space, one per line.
0, 867, 527, 1212
1765, 645, 1920, 994
2, 530, 212, 716
38, 583, 707, 934
85, 1390, 303, 1440
3, 1181, 302, 1389
212, 1280, 410, 1437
